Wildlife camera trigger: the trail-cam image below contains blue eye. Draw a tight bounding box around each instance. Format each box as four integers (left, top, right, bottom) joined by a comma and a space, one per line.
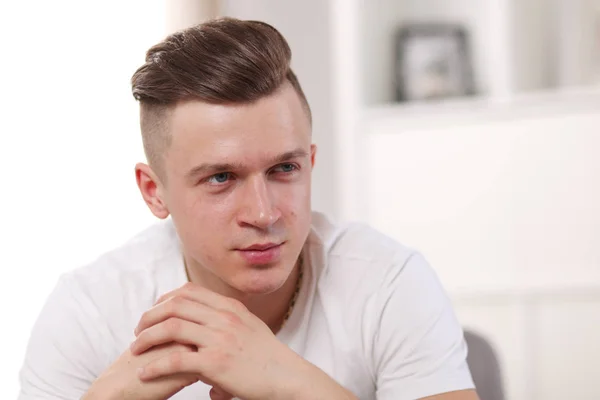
207, 172, 231, 184
274, 163, 297, 173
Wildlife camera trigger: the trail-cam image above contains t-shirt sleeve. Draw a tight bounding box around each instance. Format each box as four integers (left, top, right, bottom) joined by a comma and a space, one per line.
372, 252, 475, 400
18, 273, 109, 400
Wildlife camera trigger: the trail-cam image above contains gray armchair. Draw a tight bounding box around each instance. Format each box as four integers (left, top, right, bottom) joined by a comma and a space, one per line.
464, 329, 505, 400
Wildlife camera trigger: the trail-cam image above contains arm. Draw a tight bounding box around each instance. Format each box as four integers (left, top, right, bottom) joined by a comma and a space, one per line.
285, 352, 478, 400
82, 343, 198, 400
278, 349, 359, 400
371, 253, 478, 400
421, 390, 479, 400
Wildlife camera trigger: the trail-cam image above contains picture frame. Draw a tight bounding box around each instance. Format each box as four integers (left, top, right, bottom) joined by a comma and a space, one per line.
394, 23, 476, 102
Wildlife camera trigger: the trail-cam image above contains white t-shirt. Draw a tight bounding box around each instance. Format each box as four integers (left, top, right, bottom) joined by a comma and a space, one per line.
18, 212, 474, 400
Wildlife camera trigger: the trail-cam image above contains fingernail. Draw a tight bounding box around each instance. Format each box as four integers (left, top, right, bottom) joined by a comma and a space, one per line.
130, 341, 137, 353
137, 367, 145, 378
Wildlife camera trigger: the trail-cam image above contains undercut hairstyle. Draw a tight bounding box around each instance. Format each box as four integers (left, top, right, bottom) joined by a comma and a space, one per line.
130, 17, 312, 178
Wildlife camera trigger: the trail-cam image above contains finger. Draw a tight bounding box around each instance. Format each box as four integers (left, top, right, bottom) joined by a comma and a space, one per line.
135, 296, 222, 336
138, 350, 199, 381
155, 282, 246, 314
131, 318, 213, 355
210, 386, 234, 400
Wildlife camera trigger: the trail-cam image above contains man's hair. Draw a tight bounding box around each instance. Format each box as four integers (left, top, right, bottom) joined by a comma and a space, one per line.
130, 17, 311, 177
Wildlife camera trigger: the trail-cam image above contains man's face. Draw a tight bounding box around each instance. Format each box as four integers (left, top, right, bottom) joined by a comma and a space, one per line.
153, 84, 314, 295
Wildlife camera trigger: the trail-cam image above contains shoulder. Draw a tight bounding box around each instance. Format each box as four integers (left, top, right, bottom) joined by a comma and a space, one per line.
19, 220, 188, 397
307, 212, 457, 333
306, 213, 473, 398
55, 219, 184, 345
307, 211, 418, 293
69, 218, 181, 279
20, 219, 186, 395
66, 218, 183, 299
305, 211, 440, 334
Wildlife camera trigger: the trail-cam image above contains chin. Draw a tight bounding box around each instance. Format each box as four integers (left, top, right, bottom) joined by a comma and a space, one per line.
231, 266, 289, 295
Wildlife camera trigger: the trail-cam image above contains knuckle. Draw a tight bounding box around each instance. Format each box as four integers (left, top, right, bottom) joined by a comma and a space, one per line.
166, 317, 182, 333
167, 296, 184, 312
169, 351, 185, 370
227, 298, 246, 313
206, 349, 233, 373
220, 331, 239, 348
137, 314, 148, 329
223, 311, 242, 327
134, 332, 148, 348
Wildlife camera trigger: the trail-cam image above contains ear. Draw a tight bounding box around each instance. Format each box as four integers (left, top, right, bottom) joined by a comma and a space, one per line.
135, 163, 170, 219
310, 144, 317, 168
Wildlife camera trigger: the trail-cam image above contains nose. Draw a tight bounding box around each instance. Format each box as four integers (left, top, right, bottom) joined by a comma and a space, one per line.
237, 175, 281, 229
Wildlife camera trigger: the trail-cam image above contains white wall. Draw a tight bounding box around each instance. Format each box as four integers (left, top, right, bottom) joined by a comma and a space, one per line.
360, 0, 408, 105
511, 0, 555, 92
220, 0, 338, 218
555, 0, 600, 87
361, 90, 600, 399
165, 0, 219, 32
0, 1, 167, 397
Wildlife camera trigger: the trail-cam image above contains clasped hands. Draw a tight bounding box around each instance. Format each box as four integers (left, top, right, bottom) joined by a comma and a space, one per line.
129, 282, 301, 400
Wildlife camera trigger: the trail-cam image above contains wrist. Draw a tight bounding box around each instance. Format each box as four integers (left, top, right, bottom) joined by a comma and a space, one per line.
82, 378, 124, 400
270, 349, 356, 400
265, 345, 310, 400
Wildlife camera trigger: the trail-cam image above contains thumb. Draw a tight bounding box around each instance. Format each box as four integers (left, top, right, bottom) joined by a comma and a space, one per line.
209, 386, 234, 400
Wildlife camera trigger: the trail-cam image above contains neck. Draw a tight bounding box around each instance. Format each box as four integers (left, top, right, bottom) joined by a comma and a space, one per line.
183, 256, 301, 333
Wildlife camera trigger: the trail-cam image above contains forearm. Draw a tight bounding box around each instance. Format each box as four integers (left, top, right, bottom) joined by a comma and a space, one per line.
81, 344, 196, 400
293, 369, 357, 400
278, 353, 358, 400
81, 384, 115, 400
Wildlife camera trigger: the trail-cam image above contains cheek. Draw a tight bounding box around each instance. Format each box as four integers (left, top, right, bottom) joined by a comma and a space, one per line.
176, 196, 235, 266
277, 180, 312, 220
170, 187, 233, 239
187, 195, 235, 233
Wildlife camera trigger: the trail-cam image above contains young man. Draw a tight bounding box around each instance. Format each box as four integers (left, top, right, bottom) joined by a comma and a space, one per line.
18, 18, 478, 400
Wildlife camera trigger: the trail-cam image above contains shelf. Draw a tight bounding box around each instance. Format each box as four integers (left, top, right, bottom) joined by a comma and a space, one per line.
362, 84, 600, 132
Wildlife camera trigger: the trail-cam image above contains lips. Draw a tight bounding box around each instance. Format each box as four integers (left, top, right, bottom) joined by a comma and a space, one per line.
240, 242, 281, 251
237, 242, 284, 264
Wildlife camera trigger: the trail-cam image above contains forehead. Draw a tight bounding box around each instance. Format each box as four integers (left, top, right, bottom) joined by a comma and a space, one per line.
165, 85, 311, 169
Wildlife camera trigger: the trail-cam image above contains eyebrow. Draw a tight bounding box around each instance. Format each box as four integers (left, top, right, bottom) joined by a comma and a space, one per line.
185, 147, 309, 179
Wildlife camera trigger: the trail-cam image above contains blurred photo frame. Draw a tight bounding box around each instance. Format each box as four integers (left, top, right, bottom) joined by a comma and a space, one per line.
394, 23, 476, 102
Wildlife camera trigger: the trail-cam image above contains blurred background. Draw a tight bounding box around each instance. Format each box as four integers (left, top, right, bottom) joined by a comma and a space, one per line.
1, 0, 599, 399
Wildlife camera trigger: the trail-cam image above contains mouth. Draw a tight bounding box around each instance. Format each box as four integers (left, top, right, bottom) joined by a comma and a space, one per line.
239, 242, 282, 251
236, 242, 285, 264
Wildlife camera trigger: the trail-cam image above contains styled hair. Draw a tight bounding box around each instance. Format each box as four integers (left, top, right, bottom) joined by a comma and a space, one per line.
130, 17, 311, 176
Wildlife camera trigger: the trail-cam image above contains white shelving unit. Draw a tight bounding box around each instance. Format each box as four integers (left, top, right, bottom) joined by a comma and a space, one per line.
331, 0, 600, 240
331, 1, 600, 399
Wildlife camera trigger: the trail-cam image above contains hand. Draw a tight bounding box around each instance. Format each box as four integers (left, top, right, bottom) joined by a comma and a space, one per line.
82, 342, 198, 400
130, 282, 301, 400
